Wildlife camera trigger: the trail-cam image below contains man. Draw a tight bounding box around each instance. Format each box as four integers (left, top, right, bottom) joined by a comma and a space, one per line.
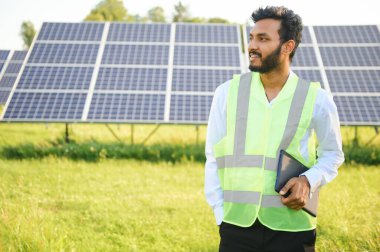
204, 6, 344, 252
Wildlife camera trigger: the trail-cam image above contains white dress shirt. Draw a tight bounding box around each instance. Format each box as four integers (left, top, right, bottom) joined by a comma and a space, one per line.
204, 72, 345, 225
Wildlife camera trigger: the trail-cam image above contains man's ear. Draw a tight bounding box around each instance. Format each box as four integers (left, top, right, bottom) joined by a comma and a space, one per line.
282, 40, 296, 55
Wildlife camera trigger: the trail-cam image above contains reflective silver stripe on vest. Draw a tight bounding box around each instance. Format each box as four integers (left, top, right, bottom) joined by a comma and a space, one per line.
234, 72, 252, 156
216, 155, 263, 169
264, 157, 278, 171
277, 78, 310, 153
223, 191, 285, 208
261, 195, 284, 208
217, 76, 310, 171
224, 190, 261, 204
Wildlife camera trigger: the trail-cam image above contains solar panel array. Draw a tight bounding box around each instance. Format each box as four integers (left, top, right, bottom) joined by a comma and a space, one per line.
245, 25, 380, 125
0, 50, 27, 104
1, 22, 243, 123
1, 22, 379, 125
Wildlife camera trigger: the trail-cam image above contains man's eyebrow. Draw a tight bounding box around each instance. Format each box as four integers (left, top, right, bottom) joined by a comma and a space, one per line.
250, 32, 270, 37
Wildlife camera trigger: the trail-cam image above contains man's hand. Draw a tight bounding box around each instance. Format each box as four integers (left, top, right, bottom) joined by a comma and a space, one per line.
279, 176, 310, 210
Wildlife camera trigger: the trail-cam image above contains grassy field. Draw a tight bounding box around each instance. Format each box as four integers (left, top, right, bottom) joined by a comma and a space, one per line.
0, 122, 379, 251
0, 159, 379, 251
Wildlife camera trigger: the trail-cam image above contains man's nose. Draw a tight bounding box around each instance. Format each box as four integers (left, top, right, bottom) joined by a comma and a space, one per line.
248, 39, 258, 51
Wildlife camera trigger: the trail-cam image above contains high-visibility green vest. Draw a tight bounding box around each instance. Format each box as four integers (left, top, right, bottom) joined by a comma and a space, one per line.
213, 72, 320, 231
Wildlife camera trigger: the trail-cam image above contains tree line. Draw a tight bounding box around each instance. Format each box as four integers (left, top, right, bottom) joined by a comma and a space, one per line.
21, 0, 230, 48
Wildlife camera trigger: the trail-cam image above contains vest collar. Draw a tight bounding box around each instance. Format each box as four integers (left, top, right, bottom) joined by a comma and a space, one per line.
252, 71, 299, 106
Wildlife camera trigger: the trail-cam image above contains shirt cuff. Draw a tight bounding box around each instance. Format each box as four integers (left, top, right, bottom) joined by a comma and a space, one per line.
214, 206, 224, 226
301, 168, 322, 194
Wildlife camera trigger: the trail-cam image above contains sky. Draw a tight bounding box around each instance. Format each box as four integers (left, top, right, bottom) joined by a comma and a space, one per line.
0, 0, 379, 50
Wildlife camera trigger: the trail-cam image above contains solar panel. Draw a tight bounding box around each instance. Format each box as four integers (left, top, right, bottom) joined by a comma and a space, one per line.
314, 25, 380, 44
176, 24, 239, 44
320, 46, 380, 66
0, 50, 10, 73
0, 50, 10, 61
172, 69, 239, 92
1, 23, 103, 120
29, 43, 100, 64
292, 70, 324, 85
174, 45, 240, 67
88, 93, 165, 122
4, 63, 22, 74
172, 24, 242, 123
107, 23, 171, 42
334, 96, 380, 125
0, 76, 17, 88
0, 91, 10, 104
17, 66, 94, 90
169, 94, 213, 123
38, 22, 105, 41
327, 70, 380, 93
301, 26, 313, 44
10, 51, 28, 61
1, 22, 379, 126
245, 26, 313, 44
3, 92, 87, 120
292, 46, 318, 66
96, 67, 167, 91
102, 44, 169, 65
0, 50, 27, 104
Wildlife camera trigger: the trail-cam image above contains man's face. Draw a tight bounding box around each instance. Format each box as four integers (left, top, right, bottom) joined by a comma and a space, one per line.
248, 19, 284, 73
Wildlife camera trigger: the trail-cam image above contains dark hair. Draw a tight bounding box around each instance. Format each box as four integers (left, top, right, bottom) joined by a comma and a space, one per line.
251, 6, 303, 60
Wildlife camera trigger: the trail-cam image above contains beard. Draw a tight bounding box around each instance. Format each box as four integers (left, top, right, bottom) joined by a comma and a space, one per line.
249, 44, 282, 73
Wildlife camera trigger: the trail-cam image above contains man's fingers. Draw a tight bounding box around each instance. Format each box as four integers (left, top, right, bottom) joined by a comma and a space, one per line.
279, 178, 296, 196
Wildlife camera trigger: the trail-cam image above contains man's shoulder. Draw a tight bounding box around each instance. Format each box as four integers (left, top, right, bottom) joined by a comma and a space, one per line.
315, 88, 333, 105
214, 79, 231, 96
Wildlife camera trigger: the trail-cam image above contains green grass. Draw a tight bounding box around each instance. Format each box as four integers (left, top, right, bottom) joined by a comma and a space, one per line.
0, 119, 379, 251
0, 158, 218, 251
0, 159, 378, 251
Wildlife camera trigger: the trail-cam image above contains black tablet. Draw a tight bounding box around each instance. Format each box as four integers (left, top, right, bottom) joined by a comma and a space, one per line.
275, 150, 319, 217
